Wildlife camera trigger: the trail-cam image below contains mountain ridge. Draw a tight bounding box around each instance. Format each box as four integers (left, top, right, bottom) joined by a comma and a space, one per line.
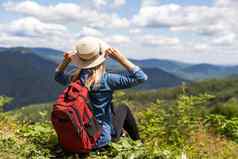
0, 47, 186, 110
2, 46, 238, 81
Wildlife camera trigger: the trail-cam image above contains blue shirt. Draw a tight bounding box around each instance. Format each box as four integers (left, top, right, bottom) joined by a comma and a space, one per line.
54, 66, 148, 148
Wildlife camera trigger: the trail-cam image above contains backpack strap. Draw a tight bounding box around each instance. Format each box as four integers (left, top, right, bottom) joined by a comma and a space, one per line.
71, 105, 84, 127
66, 111, 81, 137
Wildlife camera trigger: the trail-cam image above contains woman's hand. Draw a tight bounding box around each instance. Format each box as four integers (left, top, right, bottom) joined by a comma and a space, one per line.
105, 48, 123, 61
63, 52, 73, 62
55, 52, 72, 72
105, 48, 136, 71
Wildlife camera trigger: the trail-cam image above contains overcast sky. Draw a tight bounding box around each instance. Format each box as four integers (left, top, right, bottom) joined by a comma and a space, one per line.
0, 0, 237, 65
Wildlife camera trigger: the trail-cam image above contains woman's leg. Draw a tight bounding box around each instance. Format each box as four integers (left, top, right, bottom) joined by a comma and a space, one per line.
123, 106, 140, 140
112, 105, 140, 141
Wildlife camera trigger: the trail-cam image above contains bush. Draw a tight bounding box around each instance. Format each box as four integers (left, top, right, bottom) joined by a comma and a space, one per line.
205, 114, 238, 143
1, 93, 238, 158
0, 96, 13, 112
211, 98, 238, 118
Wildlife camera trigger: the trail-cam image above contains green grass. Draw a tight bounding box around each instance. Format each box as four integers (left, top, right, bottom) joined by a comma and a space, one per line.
6, 102, 53, 123
2, 77, 238, 158
1, 91, 238, 158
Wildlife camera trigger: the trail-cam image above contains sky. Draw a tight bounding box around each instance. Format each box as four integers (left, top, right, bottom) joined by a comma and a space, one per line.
0, 0, 238, 65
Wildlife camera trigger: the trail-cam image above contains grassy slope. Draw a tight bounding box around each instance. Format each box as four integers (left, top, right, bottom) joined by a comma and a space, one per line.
2, 77, 238, 158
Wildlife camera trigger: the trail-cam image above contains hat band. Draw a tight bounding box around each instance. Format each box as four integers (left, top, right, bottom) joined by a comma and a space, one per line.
77, 52, 100, 61
77, 44, 102, 61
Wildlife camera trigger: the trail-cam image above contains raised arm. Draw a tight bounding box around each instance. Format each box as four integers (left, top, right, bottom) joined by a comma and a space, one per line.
105, 48, 148, 90
54, 53, 72, 86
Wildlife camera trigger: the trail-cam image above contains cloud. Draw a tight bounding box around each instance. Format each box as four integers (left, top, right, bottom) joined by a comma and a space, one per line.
192, 43, 209, 51
113, 0, 126, 7
133, 1, 238, 35
133, 4, 218, 28
133, 0, 238, 48
3, 1, 130, 29
215, 0, 238, 7
3, 1, 81, 22
139, 35, 180, 46
141, 0, 160, 7
1, 0, 238, 64
0, 17, 75, 50
93, 0, 126, 8
93, 0, 108, 7
212, 33, 236, 46
129, 28, 142, 34
79, 27, 104, 37
6, 17, 69, 38
110, 14, 130, 28
105, 35, 131, 44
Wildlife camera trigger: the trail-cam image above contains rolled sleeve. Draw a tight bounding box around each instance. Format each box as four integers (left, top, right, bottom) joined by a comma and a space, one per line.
131, 66, 148, 82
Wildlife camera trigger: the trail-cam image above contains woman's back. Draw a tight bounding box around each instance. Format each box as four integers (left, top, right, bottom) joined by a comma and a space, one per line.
54, 36, 147, 149
55, 66, 148, 148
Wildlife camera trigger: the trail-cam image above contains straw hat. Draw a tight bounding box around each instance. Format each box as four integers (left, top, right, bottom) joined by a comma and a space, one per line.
68, 36, 110, 69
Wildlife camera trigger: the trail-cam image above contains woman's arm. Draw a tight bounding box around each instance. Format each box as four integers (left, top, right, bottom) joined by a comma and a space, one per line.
54, 53, 72, 86
106, 48, 136, 71
105, 48, 148, 90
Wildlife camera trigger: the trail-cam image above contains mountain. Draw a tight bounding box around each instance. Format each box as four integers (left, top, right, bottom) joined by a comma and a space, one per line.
0, 47, 63, 110
30, 47, 192, 72
0, 47, 188, 110
12, 47, 191, 72
2, 46, 238, 81
0, 47, 64, 62
136, 68, 188, 89
32, 48, 192, 72
0, 47, 7, 51
27, 47, 238, 80
31, 47, 64, 62
178, 64, 238, 80
130, 59, 192, 72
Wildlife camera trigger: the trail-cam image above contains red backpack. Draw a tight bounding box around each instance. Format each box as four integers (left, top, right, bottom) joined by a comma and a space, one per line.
51, 80, 101, 153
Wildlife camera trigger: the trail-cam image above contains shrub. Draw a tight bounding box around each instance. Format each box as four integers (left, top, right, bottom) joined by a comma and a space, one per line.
211, 98, 238, 118
205, 114, 238, 142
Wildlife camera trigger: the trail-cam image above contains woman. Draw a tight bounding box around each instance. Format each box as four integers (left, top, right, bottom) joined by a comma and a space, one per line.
54, 36, 148, 149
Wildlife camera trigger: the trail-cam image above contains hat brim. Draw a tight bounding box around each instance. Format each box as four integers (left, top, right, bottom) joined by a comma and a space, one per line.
69, 50, 106, 69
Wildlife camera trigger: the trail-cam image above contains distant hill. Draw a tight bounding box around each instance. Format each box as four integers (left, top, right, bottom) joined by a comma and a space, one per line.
0, 47, 63, 110
30, 47, 193, 72
31, 47, 65, 62
0, 47, 64, 63
178, 64, 238, 80
136, 68, 188, 89
130, 59, 191, 72
27, 47, 238, 80
2, 46, 238, 82
0, 47, 7, 51
0, 47, 188, 110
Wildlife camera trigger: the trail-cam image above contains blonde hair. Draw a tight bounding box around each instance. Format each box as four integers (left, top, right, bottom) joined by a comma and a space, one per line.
70, 63, 106, 90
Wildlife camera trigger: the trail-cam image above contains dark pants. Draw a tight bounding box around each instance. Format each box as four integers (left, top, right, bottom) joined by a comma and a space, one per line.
111, 105, 140, 141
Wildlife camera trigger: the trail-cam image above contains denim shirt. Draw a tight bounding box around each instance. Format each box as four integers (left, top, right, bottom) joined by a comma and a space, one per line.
54, 66, 148, 148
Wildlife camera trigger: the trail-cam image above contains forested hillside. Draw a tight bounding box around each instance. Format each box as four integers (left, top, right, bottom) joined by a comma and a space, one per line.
0, 48, 63, 110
